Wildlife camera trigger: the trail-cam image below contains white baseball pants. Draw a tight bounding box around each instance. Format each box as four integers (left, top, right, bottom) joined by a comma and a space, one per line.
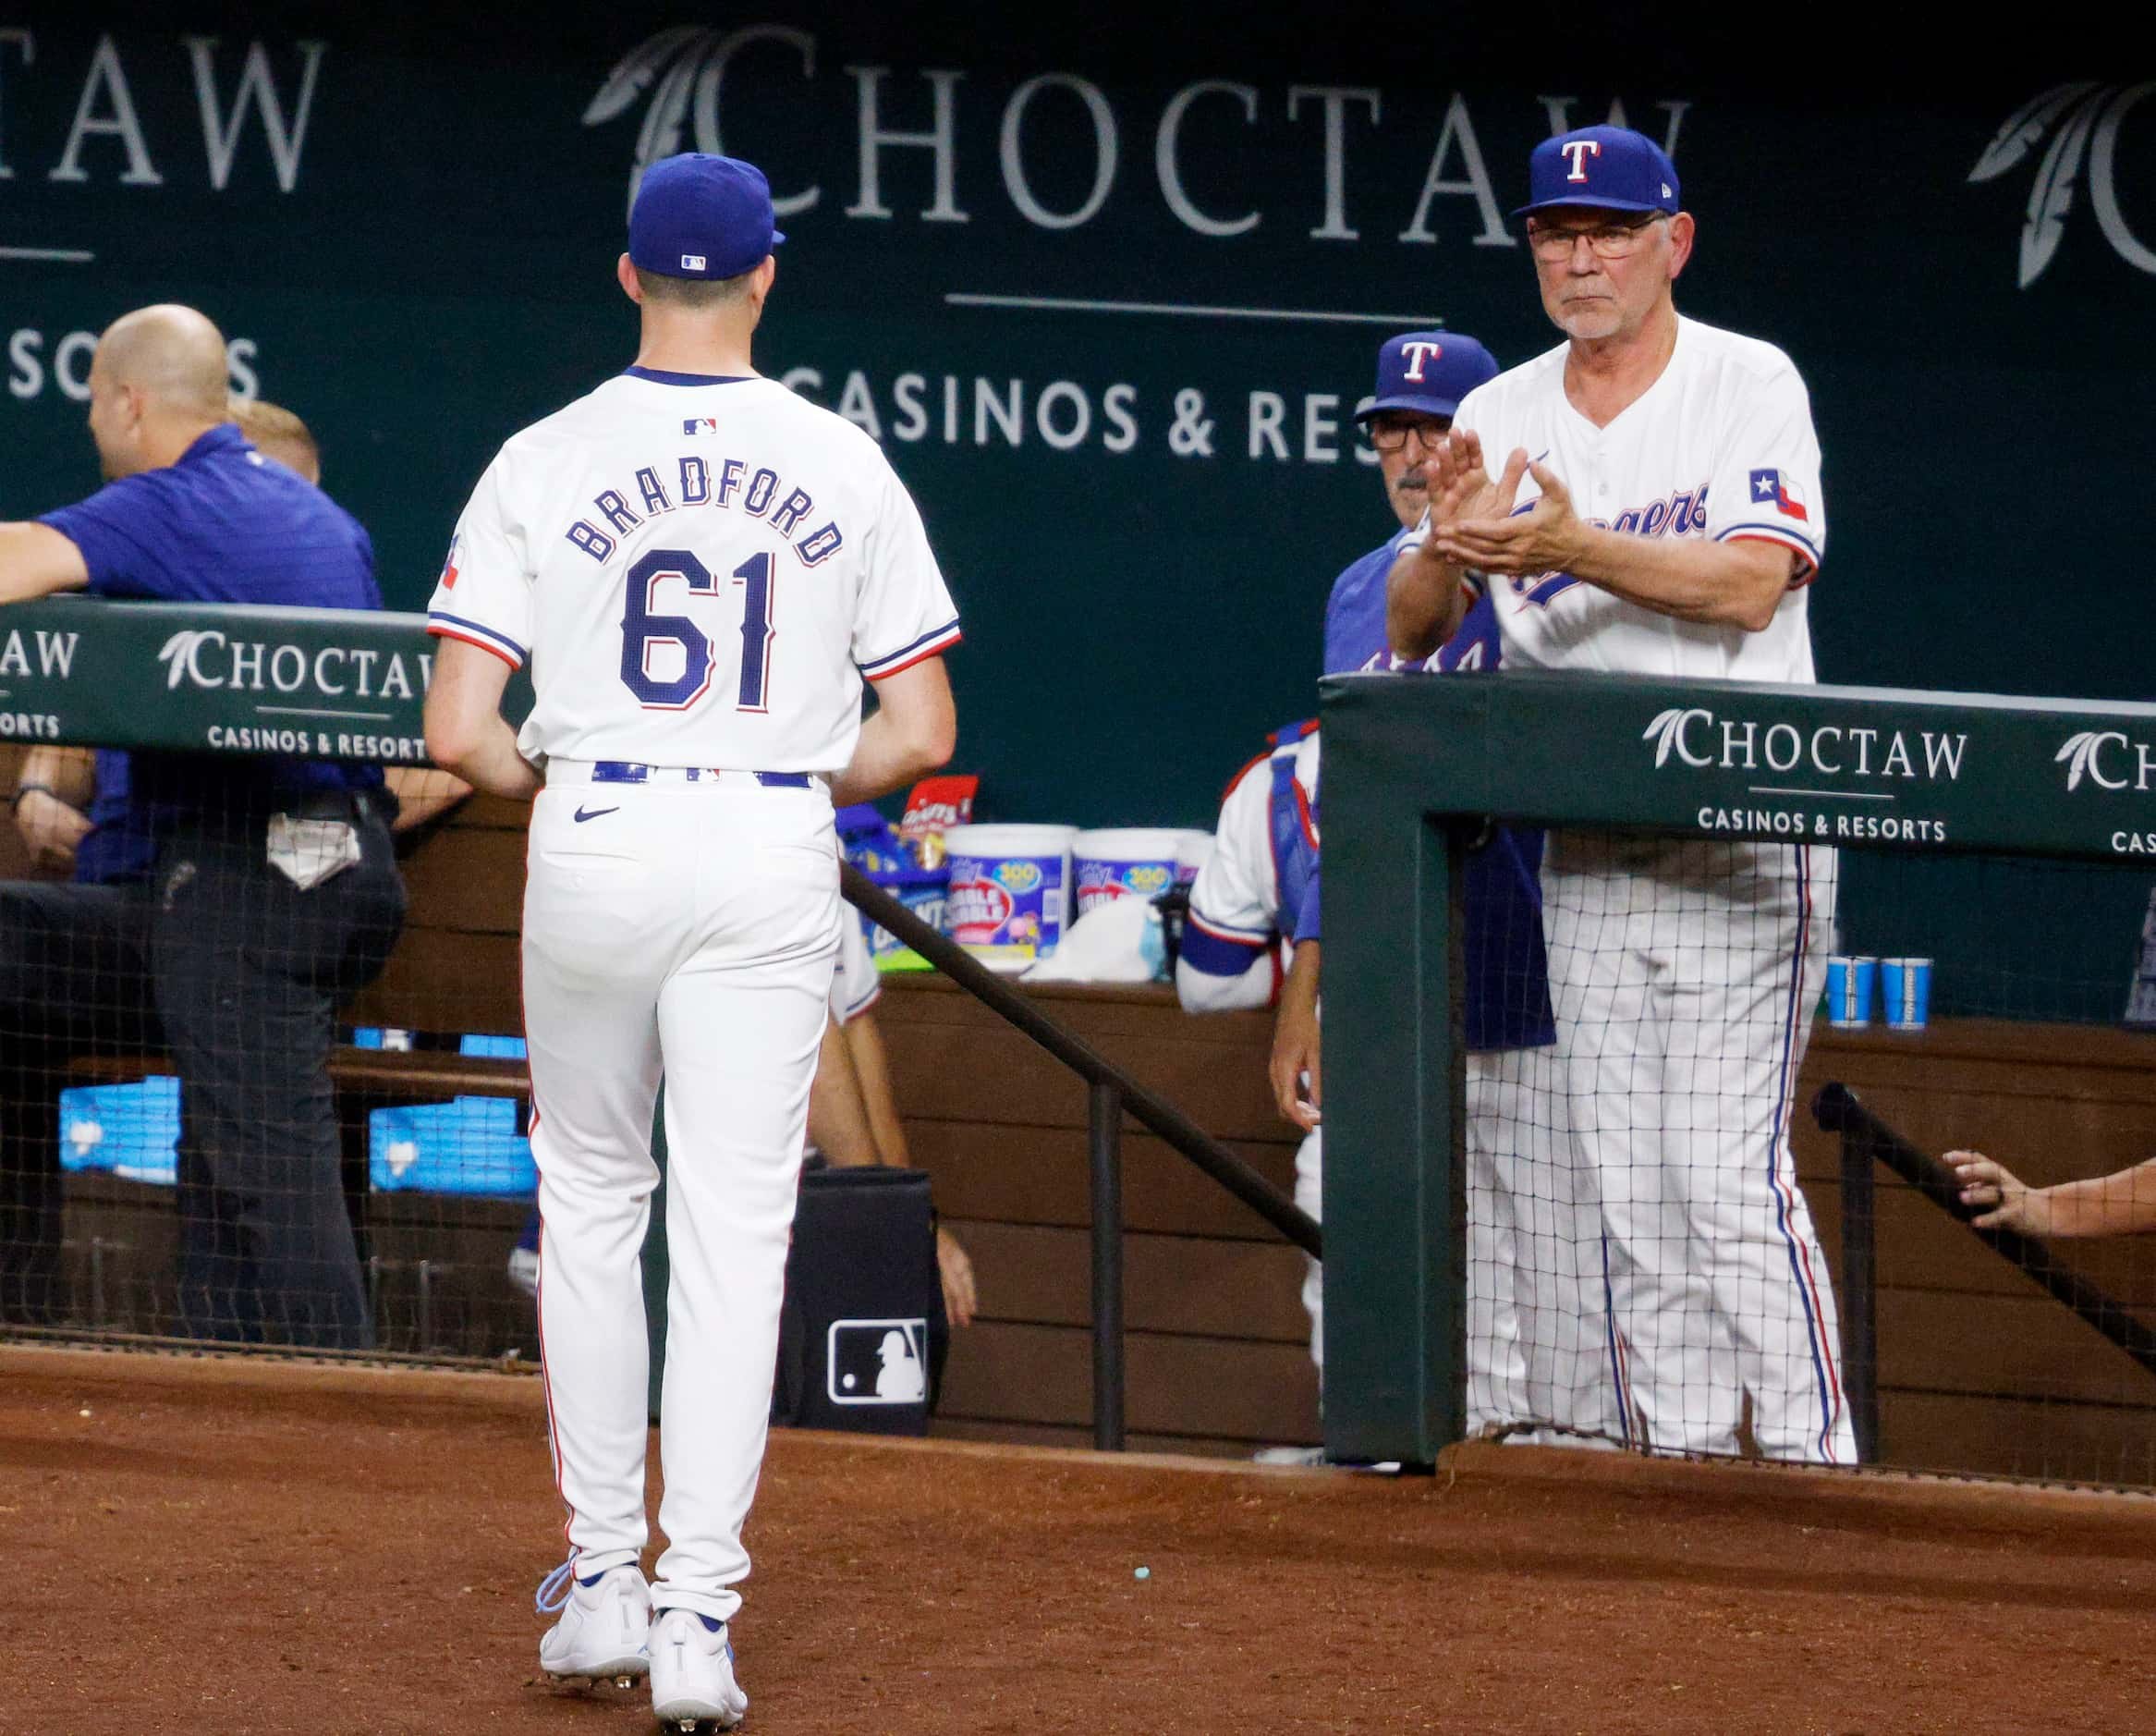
1305, 1054, 1572, 1436
1540, 834, 1853, 1463
1472, 1043, 1624, 1447
523, 774, 838, 1623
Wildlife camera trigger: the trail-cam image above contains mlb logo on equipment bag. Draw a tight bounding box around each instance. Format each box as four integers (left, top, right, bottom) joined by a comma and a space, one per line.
826, 1318, 929, 1404
1748, 468, 1809, 522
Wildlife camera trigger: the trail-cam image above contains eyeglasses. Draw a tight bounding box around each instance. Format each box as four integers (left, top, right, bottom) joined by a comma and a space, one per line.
1368, 419, 1450, 454
1525, 212, 1669, 262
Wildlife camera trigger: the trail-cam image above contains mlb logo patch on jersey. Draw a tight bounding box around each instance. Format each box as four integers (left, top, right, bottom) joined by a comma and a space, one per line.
1748, 468, 1809, 523
682, 417, 721, 436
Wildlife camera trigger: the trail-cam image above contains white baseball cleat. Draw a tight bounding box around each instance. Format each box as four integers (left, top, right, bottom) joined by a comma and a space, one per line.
536, 1561, 652, 1685
650, 1608, 749, 1730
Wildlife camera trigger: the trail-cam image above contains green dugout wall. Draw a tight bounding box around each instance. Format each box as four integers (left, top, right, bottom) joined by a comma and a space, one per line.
1319, 668, 2156, 1463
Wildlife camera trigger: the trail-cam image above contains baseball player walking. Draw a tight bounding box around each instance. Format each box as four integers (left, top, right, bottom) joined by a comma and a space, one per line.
424, 153, 960, 1727
1389, 126, 1852, 1463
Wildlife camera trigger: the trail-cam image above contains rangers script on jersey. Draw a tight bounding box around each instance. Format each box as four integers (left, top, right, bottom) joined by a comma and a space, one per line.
428, 369, 961, 771
1443, 316, 1825, 684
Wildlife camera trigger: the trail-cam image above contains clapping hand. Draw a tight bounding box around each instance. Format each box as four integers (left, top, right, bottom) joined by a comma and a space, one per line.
1429, 454, 1589, 578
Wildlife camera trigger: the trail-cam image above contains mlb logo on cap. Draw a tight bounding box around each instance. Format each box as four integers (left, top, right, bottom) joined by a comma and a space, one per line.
1515, 124, 1680, 218
1358, 330, 1500, 423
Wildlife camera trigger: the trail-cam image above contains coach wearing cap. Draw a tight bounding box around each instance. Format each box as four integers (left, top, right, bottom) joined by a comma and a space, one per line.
1322, 332, 1498, 675
1266, 329, 1603, 1447
1385, 125, 1852, 1465
0, 305, 404, 1350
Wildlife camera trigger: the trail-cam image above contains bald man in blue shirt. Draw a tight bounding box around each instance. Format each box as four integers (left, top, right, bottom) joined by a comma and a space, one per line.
0, 305, 405, 1348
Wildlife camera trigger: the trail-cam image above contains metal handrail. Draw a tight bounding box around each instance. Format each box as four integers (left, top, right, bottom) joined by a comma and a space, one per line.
842, 864, 1322, 1451
1812, 1082, 2156, 1464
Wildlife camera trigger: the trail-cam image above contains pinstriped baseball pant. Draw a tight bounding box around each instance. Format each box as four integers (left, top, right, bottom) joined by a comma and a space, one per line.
1540, 833, 1855, 1464
1300, 1055, 1564, 1437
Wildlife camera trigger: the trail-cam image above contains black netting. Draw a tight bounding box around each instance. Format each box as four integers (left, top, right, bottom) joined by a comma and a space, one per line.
0, 752, 534, 1360
1462, 828, 2156, 1485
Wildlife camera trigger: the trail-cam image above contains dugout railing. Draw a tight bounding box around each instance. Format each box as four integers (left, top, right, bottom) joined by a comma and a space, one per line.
0, 595, 1318, 1451
1322, 668, 2156, 1477
1814, 1083, 2156, 1465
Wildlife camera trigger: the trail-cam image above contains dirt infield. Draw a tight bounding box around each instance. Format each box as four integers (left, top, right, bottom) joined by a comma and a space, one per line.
6, 1346, 2156, 1735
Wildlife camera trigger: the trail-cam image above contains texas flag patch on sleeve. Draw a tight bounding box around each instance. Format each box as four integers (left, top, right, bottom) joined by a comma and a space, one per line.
1748, 468, 1809, 523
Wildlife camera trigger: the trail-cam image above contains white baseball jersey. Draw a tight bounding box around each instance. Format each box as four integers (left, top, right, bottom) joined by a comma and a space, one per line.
1446, 316, 1824, 684
428, 371, 960, 771
1174, 728, 1320, 1013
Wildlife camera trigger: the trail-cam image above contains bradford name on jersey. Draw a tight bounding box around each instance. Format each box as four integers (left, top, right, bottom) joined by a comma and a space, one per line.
429, 371, 960, 773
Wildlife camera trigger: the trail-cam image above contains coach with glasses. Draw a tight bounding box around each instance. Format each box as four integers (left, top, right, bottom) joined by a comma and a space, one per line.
1387, 125, 1852, 1463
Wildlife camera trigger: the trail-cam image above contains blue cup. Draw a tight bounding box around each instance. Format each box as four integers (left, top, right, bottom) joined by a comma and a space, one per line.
1881, 958, 1932, 1032
1825, 955, 1877, 1027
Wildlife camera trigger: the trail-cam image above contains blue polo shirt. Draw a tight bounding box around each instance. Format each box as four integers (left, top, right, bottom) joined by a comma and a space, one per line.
1322, 526, 1422, 677
72, 750, 161, 886
39, 424, 384, 811
1309, 544, 1555, 1053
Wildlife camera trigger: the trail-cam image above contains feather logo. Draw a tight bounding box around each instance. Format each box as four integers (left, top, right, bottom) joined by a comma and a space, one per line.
1642, 707, 1691, 768
2055, 729, 2126, 792
157, 629, 222, 690
1971, 83, 2153, 288
585, 27, 818, 220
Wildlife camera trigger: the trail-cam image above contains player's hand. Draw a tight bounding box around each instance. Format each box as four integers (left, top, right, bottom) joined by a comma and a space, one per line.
1431, 458, 1590, 578
14, 787, 93, 874
1946, 1150, 2052, 1235
1422, 429, 1505, 532
1269, 951, 1322, 1132
936, 1227, 978, 1328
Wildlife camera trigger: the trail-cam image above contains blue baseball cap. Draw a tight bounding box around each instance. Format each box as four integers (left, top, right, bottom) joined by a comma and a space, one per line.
1514, 125, 1680, 219
628, 153, 786, 280
1358, 331, 1500, 422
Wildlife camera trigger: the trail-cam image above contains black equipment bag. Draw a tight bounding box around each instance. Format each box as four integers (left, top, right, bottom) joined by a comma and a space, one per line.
770, 1163, 946, 1436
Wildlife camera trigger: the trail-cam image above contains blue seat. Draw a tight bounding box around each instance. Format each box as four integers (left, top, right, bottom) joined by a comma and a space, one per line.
59, 1076, 180, 1186
367, 1033, 534, 1197
369, 1096, 536, 1198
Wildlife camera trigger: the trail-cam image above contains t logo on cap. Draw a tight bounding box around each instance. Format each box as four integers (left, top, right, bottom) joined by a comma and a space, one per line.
1400, 339, 1444, 383
1514, 125, 1680, 220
